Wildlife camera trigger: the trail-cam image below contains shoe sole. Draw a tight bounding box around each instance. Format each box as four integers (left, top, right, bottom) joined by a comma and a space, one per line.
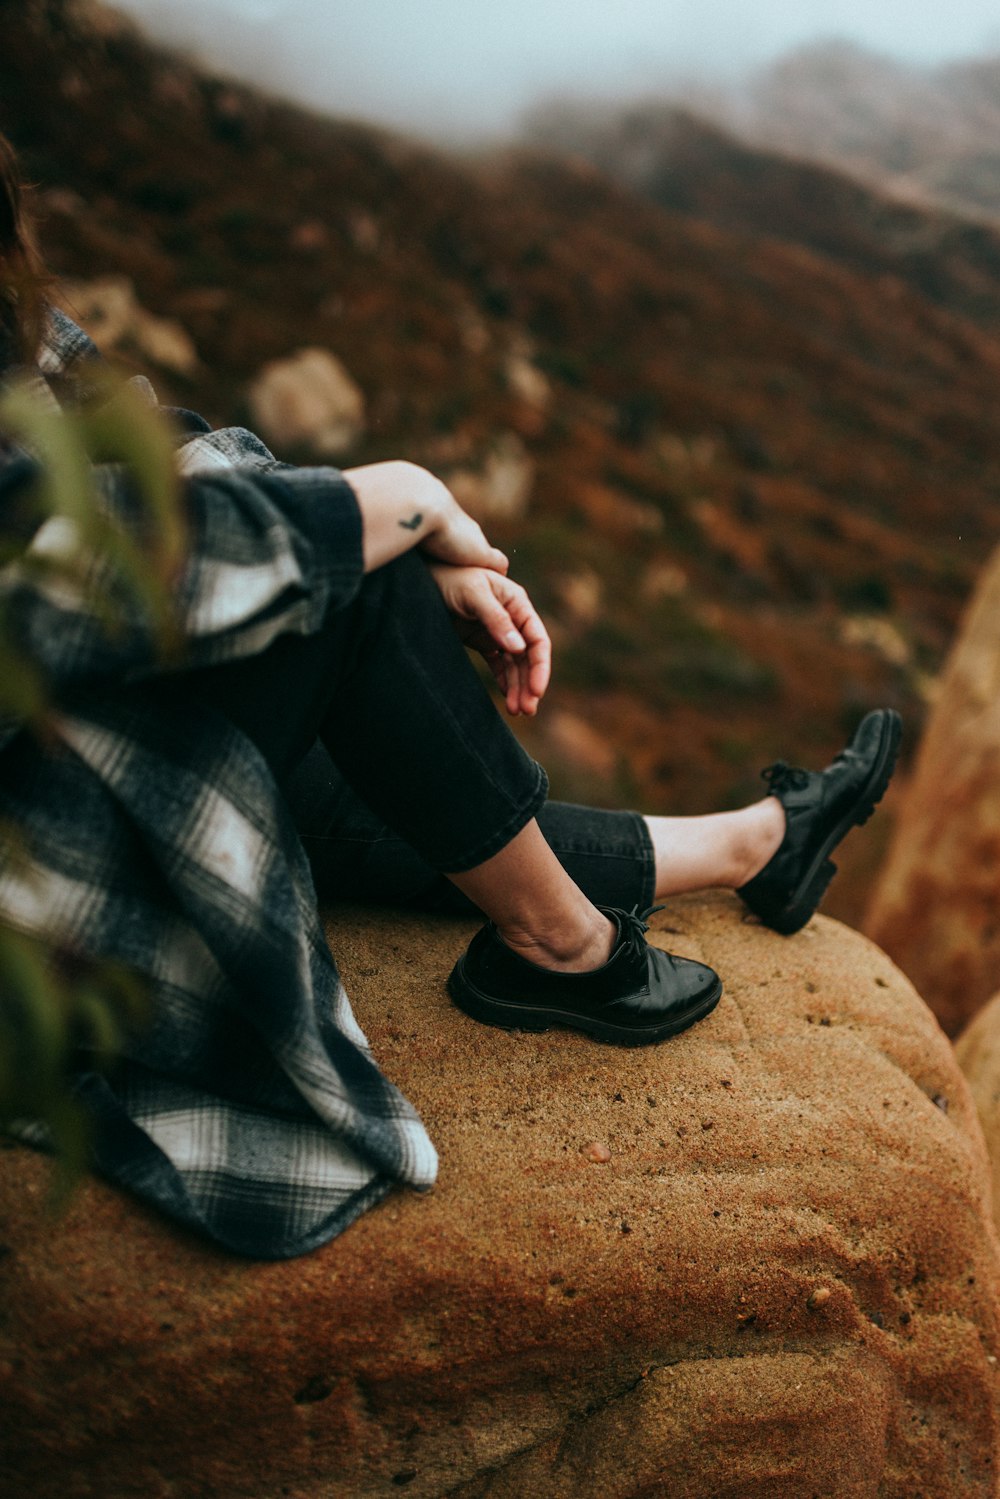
761, 708, 902, 935
447, 967, 723, 1046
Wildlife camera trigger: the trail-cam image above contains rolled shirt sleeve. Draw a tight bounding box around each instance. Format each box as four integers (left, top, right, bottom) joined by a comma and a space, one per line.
0, 452, 364, 708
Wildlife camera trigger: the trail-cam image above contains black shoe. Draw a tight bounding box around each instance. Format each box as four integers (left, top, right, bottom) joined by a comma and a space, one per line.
737, 708, 902, 935
447, 905, 722, 1047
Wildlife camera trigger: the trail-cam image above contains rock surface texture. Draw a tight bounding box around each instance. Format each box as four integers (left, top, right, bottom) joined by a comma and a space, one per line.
957, 989, 1000, 1232
866, 543, 1000, 1036
2, 895, 999, 1497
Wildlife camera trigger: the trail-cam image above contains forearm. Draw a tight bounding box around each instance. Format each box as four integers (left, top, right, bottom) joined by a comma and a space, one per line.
0, 460, 364, 694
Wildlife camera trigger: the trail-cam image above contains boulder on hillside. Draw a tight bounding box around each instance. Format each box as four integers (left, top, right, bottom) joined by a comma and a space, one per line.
866, 542, 1000, 1035
247, 347, 366, 458
2, 895, 999, 1497
59, 275, 199, 377
447, 432, 535, 522
504, 350, 551, 410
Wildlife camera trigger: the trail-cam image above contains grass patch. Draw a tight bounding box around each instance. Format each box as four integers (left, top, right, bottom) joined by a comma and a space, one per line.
836, 574, 894, 612
560, 598, 779, 708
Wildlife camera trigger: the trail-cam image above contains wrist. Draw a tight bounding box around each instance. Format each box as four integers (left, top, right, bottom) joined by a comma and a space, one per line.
403, 463, 448, 535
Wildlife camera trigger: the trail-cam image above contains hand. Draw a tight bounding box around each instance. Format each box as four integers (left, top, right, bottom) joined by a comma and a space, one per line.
344, 461, 509, 575
428, 564, 551, 716
419, 483, 509, 575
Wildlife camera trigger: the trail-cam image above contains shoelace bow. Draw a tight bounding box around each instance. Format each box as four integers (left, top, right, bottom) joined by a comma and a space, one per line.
617, 904, 665, 952
760, 760, 810, 793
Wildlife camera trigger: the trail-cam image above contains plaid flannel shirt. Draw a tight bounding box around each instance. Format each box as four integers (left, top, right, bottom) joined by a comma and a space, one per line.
0, 311, 437, 1258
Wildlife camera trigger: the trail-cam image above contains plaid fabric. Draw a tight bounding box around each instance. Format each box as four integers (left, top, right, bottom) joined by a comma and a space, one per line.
0, 311, 438, 1257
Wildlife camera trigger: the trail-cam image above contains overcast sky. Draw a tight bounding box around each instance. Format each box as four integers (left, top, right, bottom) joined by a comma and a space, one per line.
113, 0, 1000, 138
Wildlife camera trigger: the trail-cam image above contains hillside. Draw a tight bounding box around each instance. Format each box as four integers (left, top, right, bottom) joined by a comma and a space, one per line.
526, 102, 1000, 334
4, 1, 1000, 917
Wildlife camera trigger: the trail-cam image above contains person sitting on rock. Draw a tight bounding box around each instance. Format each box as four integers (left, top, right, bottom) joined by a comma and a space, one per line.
0, 131, 901, 1257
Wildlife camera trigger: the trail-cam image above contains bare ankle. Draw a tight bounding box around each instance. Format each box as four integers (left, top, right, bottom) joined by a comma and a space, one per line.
733, 799, 786, 886
499, 910, 616, 973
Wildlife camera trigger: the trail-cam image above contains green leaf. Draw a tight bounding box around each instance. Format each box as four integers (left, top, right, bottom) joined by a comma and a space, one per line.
0, 373, 174, 1200
0, 384, 97, 527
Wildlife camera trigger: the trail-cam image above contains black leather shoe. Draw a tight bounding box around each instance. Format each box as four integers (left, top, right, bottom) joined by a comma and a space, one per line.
737, 708, 902, 935
447, 905, 722, 1046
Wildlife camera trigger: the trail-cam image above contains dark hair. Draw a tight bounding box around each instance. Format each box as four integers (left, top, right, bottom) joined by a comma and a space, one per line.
0, 133, 48, 367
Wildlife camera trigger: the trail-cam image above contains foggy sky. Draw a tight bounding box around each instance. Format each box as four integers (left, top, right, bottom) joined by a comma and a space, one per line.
112, 0, 1000, 139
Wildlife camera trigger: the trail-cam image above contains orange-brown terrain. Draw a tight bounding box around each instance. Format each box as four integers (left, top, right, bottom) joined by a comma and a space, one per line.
4, 0, 1000, 920
4, 899, 1000, 1496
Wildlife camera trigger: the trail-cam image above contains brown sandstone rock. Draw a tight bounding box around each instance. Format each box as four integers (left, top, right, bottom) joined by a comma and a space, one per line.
956, 989, 1000, 1230
2, 895, 999, 1497
866, 543, 1000, 1035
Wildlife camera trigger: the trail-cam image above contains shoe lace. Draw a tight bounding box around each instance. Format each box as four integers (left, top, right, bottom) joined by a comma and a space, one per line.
760, 760, 810, 793
616, 903, 665, 953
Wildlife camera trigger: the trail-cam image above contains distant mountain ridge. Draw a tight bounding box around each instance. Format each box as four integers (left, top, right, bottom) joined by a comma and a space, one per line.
529, 40, 1000, 227
525, 100, 1000, 335
730, 41, 1000, 224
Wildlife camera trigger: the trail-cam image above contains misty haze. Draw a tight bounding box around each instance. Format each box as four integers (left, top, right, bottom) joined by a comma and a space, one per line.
112, 0, 1000, 138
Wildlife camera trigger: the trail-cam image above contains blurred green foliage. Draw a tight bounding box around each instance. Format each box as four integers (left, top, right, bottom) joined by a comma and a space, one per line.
836, 573, 895, 613
0, 925, 148, 1205
0, 372, 183, 1197
560, 600, 779, 709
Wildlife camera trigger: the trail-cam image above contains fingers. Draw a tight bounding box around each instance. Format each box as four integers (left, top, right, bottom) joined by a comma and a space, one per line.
429, 562, 552, 716
428, 564, 522, 651
484, 646, 531, 717
498, 576, 551, 711
474, 575, 550, 714
478, 587, 527, 657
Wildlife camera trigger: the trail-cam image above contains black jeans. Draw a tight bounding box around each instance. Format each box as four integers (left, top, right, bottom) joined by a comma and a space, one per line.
189, 551, 655, 915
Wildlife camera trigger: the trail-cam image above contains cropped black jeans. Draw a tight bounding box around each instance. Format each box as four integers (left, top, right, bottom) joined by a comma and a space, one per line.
188, 550, 655, 917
